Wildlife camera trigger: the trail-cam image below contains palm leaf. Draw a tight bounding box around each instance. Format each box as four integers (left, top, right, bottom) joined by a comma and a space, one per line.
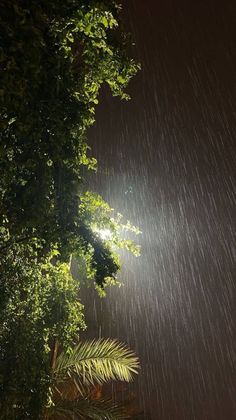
54, 339, 139, 395
46, 397, 130, 419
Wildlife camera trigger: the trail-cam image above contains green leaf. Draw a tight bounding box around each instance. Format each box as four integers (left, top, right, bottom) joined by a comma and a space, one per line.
54, 338, 139, 391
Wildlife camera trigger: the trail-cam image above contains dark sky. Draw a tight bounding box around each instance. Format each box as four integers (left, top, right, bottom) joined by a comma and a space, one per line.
85, 1, 236, 418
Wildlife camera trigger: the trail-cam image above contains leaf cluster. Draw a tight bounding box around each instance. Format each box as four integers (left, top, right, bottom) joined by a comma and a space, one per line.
0, 244, 85, 418
0, 0, 140, 417
0, 0, 139, 268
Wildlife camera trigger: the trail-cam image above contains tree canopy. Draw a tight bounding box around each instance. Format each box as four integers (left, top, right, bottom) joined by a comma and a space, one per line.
0, 0, 139, 265
0, 0, 140, 417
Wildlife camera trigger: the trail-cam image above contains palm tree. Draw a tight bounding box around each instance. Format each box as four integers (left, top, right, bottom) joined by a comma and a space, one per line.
44, 339, 139, 419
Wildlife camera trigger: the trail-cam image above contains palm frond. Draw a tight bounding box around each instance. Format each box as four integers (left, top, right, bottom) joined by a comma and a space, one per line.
54, 339, 139, 393
46, 396, 130, 420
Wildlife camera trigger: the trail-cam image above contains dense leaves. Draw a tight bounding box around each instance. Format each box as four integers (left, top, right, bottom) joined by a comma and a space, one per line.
0, 244, 85, 417
0, 0, 139, 417
0, 0, 139, 265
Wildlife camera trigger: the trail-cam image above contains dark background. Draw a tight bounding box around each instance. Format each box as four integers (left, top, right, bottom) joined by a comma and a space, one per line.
85, 1, 236, 418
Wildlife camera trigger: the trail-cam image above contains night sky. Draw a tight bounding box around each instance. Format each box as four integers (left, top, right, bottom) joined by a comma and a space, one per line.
84, 1, 236, 418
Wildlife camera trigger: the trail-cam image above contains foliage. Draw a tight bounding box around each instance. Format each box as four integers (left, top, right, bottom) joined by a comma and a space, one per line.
45, 397, 130, 420
77, 191, 141, 292
0, 195, 140, 418
54, 338, 139, 390
0, 0, 140, 268
0, 244, 85, 418
0, 0, 140, 417
44, 338, 139, 419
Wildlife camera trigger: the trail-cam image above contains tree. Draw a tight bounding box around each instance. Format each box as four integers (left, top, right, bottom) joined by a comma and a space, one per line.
0, 193, 140, 418
0, 1, 140, 418
0, 0, 139, 269
0, 250, 86, 418
44, 338, 139, 419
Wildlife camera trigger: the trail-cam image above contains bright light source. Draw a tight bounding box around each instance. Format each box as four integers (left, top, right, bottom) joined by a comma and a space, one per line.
96, 228, 112, 240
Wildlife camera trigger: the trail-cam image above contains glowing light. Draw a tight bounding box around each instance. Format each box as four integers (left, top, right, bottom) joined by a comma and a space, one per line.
96, 228, 112, 240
